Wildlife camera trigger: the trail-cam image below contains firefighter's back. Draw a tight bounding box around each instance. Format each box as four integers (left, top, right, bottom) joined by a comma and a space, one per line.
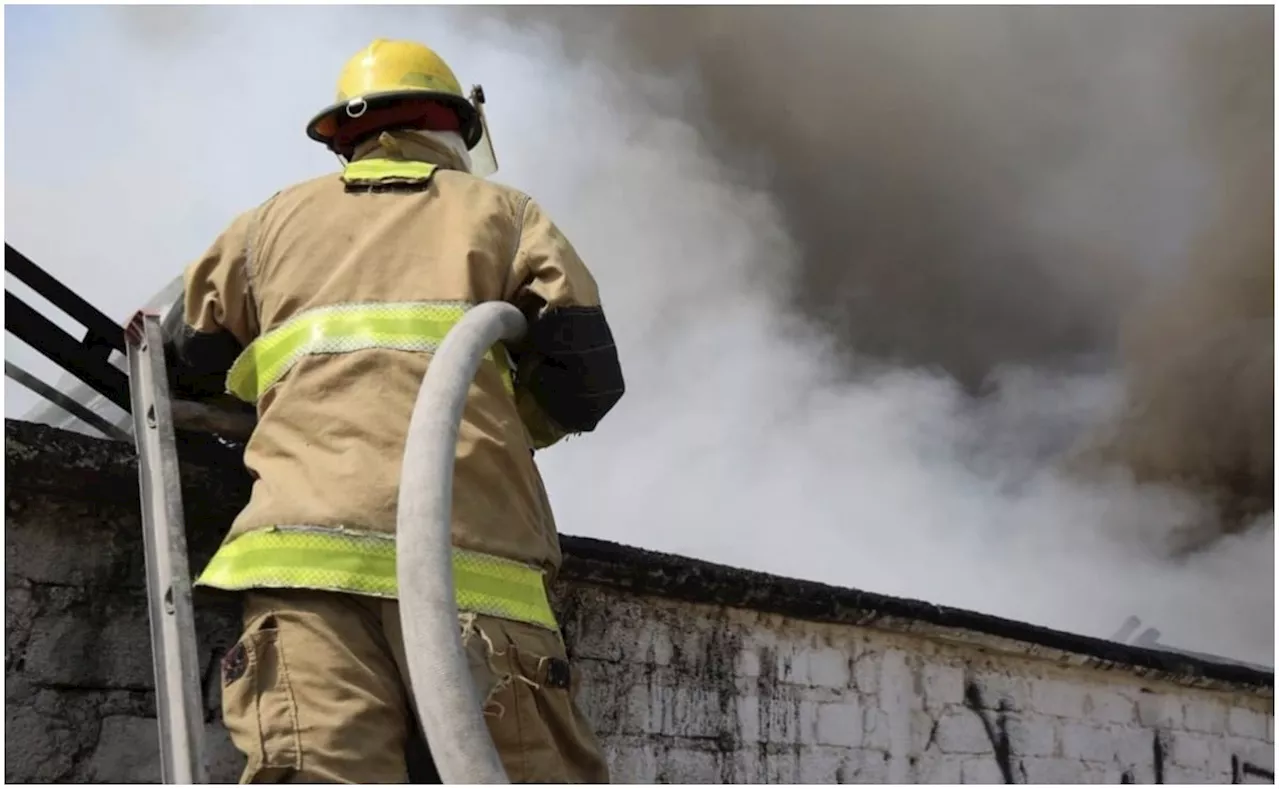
222, 163, 562, 577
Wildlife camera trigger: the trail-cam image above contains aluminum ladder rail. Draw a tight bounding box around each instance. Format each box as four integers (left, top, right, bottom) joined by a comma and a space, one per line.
126, 313, 208, 784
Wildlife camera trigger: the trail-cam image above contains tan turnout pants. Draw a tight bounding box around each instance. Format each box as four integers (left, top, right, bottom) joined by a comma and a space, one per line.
219, 589, 611, 783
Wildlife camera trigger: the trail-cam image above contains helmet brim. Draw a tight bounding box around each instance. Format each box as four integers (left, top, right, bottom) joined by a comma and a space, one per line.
306, 89, 482, 151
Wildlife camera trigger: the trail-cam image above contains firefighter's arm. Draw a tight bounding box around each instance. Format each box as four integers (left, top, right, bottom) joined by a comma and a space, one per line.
505, 198, 625, 449
159, 210, 261, 400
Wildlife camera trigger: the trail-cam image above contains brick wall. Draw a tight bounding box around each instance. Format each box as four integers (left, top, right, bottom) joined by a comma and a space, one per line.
6, 421, 1274, 783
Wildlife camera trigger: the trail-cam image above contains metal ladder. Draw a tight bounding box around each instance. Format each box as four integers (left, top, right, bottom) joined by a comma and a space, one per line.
6, 248, 215, 782
125, 313, 208, 784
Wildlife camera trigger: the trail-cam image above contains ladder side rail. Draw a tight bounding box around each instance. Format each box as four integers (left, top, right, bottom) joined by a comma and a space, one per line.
127, 314, 208, 784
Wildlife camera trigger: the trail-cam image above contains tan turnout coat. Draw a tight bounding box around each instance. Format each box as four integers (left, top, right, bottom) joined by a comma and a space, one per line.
166, 134, 622, 597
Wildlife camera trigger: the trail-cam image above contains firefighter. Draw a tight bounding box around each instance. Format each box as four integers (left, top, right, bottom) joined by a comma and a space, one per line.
146, 38, 623, 783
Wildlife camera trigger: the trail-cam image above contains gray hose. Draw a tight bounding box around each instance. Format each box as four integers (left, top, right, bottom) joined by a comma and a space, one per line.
396, 301, 528, 784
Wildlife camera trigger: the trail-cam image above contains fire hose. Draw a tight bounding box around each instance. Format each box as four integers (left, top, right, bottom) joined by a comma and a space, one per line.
395, 301, 528, 784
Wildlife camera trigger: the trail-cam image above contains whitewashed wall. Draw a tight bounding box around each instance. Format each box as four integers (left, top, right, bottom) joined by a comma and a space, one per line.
566, 587, 1273, 784
6, 421, 1274, 783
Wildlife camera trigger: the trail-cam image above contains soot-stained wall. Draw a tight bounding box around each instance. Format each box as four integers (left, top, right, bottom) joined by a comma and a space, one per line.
5, 420, 1274, 783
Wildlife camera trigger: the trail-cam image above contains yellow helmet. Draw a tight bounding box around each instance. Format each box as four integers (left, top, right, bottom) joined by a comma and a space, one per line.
306, 39, 484, 155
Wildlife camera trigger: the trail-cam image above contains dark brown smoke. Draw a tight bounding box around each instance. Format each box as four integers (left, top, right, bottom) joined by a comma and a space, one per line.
482, 6, 1273, 540
1086, 13, 1273, 542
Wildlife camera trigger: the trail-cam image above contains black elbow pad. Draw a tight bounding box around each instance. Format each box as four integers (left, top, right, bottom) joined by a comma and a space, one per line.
521, 306, 625, 433
160, 299, 244, 400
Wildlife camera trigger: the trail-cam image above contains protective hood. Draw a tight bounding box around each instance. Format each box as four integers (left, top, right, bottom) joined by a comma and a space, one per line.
350, 129, 472, 174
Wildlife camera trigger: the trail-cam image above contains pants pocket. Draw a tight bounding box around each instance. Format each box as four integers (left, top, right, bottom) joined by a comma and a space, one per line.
464, 618, 610, 784
220, 613, 303, 783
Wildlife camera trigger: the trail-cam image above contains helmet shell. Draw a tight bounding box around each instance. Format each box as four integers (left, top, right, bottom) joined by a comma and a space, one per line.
307, 39, 482, 152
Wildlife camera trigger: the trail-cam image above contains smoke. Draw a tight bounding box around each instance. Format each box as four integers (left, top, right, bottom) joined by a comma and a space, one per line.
1084, 14, 1274, 542
478, 5, 1275, 573
489, 7, 1217, 379
6, 6, 1272, 665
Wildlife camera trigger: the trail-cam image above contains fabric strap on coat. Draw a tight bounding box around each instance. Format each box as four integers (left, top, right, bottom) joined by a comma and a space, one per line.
196, 528, 558, 631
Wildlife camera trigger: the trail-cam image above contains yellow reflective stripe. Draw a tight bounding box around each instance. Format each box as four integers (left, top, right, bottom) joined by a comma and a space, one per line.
342, 158, 438, 184
195, 528, 558, 631
226, 301, 514, 402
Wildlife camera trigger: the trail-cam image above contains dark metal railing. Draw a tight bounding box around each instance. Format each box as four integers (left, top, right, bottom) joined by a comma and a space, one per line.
5, 243, 131, 413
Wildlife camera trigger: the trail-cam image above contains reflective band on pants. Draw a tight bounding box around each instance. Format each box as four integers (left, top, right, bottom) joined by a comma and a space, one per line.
196, 528, 559, 631
225, 300, 515, 403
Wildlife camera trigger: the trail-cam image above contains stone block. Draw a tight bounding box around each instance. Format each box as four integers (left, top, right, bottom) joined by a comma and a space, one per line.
735, 648, 762, 678
1182, 698, 1228, 734
1005, 713, 1056, 757
1080, 764, 1123, 783
658, 687, 722, 740
1168, 731, 1214, 769
1137, 693, 1182, 729
1111, 726, 1161, 772
721, 747, 762, 784
852, 653, 880, 697
204, 719, 244, 783
1021, 756, 1082, 784
1029, 678, 1086, 718
83, 716, 160, 783
920, 662, 965, 711
1163, 766, 1218, 785
775, 647, 803, 685
842, 749, 890, 783
605, 743, 659, 784
1085, 687, 1137, 725
816, 700, 862, 747
24, 605, 152, 689
910, 709, 937, 752
5, 501, 134, 588
5, 582, 35, 665
961, 756, 1009, 784
635, 622, 675, 667
861, 706, 892, 752
654, 747, 719, 784
1060, 720, 1117, 762
1230, 739, 1275, 771
619, 683, 663, 735
971, 673, 1029, 706
933, 709, 991, 755
1228, 707, 1269, 740
807, 647, 852, 689
760, 747, 802, 783
915, 754, 963, 784
734, 694, 761, 743
798, 746, 846, 783
5, 700, 86, 782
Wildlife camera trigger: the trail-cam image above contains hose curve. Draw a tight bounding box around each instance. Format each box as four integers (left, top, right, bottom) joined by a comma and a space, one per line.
396, 301, 528, 784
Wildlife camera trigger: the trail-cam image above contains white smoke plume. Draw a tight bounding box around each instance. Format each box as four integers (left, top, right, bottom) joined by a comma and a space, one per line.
4, 6, 1272, 665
